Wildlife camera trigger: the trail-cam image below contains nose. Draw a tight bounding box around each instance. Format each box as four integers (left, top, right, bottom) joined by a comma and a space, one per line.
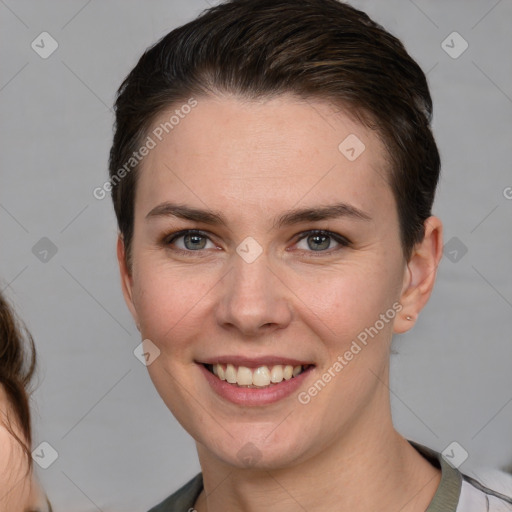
215, 251, 293, 337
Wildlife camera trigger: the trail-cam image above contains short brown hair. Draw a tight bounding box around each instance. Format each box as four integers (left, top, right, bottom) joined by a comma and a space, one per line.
109, 0, 440, 264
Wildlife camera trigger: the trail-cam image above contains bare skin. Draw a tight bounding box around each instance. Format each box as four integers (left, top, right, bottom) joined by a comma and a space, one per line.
118, 93, 443, 512
0, 386, 48, 512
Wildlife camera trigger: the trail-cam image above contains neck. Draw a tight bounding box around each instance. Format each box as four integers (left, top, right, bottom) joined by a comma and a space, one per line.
195, 382, 440, 512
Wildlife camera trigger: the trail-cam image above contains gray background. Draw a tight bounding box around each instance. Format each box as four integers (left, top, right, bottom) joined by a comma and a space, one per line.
1, 0, 511, 510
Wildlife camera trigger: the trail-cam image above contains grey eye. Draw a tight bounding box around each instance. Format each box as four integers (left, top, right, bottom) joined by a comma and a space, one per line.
295, 230, 349, 252
306, 233, 332, 251
182, 233, 208, 250
166, 230, 216, 251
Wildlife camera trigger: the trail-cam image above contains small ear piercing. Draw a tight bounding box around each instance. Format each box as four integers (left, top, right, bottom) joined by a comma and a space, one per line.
405, 315, 413, 321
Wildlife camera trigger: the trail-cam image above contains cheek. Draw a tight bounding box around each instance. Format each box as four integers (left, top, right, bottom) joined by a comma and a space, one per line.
0, 427, 32, 506
132, 260, 216, 351
290, 261, 401, 344
130, 262, 214, 426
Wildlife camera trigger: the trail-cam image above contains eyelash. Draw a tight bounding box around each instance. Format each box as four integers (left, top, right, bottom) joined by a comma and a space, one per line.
162, 229, 351, 256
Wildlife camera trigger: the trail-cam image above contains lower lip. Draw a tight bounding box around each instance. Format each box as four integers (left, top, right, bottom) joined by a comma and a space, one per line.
198, 364, 314, 406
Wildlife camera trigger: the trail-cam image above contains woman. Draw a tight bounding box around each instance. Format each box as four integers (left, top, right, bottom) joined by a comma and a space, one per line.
108, 0, 512, 510
0, 291, 52, 511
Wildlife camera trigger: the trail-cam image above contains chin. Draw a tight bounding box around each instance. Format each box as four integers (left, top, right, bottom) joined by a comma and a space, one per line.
196, 425, 313, 471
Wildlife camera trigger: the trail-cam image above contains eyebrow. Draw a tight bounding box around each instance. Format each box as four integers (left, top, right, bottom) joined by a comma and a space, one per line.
274, 202, 371, 228
146, 203, 227, 225
145, 201, 371, 228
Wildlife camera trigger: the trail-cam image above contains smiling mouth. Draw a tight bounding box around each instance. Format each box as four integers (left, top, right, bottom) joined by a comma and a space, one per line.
203, 363, 313, 388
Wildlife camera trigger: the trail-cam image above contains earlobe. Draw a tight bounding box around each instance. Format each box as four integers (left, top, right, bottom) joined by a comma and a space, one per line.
116, 235, 140, 328
394, 216, 443, 334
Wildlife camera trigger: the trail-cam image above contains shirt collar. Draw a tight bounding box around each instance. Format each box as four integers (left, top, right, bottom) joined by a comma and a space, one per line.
408, 440, 463, 512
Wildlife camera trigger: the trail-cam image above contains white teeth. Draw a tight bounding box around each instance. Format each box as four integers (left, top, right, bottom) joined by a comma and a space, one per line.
225, 363, 237, 384
217, 364, 226, 381
283, 365, 293, 380
237, 366, 253, 386
252, 366, 271, 387
210, 363, 305, 387
270, 365, 284, 383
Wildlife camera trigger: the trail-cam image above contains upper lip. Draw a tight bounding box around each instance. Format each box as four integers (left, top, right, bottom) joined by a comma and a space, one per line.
198, 355, 314, 368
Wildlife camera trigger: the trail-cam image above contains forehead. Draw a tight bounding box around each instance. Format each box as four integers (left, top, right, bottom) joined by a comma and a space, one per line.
136, 94, 393, 221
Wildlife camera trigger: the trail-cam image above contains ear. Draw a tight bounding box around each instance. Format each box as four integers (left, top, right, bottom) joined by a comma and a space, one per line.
394, 216, 443, 334
117, 235, 140, 329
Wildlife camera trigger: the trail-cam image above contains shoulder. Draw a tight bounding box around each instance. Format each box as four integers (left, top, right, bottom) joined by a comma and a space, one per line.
407, 440, 512, 512
148, 473, 203, 512
457, 472, 512, 511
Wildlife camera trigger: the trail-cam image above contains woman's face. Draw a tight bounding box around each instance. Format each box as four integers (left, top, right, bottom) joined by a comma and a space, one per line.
119, 94, 428, 469
0, 386, 48, 511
